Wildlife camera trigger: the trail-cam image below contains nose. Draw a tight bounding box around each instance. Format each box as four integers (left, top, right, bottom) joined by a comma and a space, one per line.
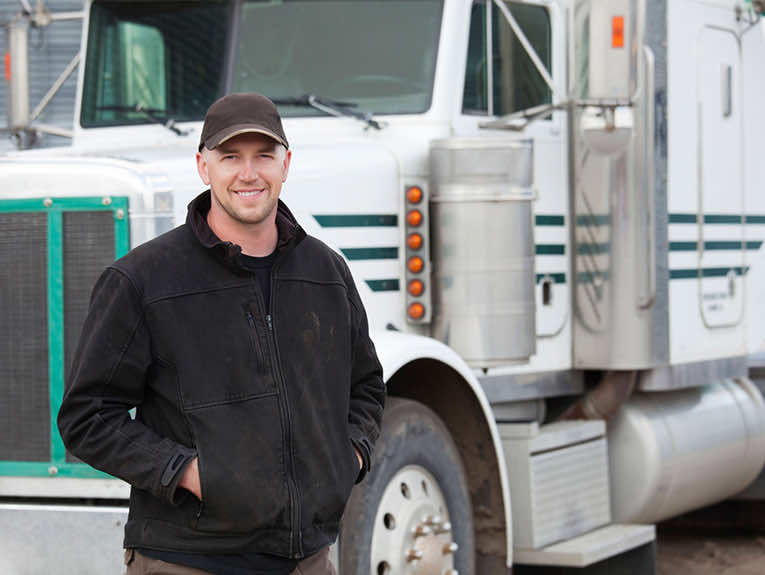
239, 159, 259, 181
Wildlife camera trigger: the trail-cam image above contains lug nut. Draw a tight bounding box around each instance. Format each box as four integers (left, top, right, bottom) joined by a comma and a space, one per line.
406, 549, 423, 562
443, 542, 459, 555
435, 521, 452, 534
414, 524, 433, 537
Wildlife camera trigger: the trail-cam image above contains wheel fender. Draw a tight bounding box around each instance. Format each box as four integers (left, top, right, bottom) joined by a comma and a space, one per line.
371, 330, 513, 566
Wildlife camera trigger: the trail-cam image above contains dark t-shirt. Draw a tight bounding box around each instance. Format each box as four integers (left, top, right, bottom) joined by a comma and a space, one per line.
240, 251, 277, 309
137, 250, 294, 574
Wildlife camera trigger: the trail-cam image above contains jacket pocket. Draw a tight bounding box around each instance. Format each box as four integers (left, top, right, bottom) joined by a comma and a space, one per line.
244, 305, 268, 375
188, 394, 290, 534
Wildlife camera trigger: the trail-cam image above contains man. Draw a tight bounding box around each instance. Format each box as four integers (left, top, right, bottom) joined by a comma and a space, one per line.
58, 92, 386, 575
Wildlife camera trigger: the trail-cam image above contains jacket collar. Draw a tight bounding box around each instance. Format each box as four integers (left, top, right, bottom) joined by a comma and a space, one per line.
186, 190, 306, 270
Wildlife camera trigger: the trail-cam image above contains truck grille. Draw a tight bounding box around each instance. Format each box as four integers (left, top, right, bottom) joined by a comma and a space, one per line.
63, 211, 116, 463
0, 213, 51, 462
0, 200, 127, 472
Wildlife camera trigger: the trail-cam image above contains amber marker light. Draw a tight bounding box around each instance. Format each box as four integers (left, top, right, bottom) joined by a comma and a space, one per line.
406, 209, 423, 227
407, 256, 424, 274
408, 302, 425, 320
406, 186, 423, 204
612, 16, 625, 48
407, 232, 423, 250
408, 280, 425, 297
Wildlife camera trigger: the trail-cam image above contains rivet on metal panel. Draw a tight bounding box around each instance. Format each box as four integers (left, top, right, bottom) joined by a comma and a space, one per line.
43, 198, 53, 207
48, 466, 58, 476
116, 209, 125, 220
102, 197, 112, 206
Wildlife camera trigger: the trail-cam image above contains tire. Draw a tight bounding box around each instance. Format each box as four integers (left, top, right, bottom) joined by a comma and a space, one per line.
340, 397, 475, 574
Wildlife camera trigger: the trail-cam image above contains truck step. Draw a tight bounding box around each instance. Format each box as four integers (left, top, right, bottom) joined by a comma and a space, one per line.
513, 523, 655, 567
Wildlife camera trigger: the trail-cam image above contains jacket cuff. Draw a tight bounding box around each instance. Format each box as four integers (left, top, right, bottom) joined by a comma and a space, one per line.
349, 434, 373, 484
158, 448, 197, 505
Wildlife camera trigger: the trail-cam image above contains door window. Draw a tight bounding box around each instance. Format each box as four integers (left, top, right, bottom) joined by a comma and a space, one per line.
463, 0, 552, 116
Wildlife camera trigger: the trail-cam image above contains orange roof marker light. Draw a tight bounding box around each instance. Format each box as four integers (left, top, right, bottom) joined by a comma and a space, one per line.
407, 232, 423, 251
406, 209, 423, 227
408, 279, 424, 297
612, 16, 625, 48
406, 186, 423, 204
407, 256, 424, 274
408, 302, 425, 320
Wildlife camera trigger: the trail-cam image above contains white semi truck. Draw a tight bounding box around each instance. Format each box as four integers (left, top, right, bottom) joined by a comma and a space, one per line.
2, 0, 765, 573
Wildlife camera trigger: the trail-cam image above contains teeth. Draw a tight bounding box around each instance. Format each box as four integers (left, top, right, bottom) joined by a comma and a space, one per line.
237, 190, 261, 197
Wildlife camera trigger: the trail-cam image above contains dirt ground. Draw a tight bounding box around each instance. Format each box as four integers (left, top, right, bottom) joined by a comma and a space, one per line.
656, 528, 765, 575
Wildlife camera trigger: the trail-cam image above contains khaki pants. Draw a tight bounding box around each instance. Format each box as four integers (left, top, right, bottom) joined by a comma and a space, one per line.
124, 547, 337, 575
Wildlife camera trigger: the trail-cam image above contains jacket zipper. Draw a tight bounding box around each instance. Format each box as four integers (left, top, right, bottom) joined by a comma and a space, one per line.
248, 273, 302, 558
266, 284, 303, 558
245, 310, 266, 373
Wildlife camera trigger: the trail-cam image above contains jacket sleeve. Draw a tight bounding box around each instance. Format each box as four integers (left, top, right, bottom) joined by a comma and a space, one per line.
57, 267, 196, 504
343, 264, 386, 483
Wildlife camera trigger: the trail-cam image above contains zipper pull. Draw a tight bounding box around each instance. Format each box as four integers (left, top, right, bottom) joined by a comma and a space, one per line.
246, 311, 255, 327
266, 314, 273, 331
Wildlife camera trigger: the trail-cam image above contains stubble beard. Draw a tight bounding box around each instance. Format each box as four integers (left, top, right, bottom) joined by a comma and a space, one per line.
213, 186, 279, 229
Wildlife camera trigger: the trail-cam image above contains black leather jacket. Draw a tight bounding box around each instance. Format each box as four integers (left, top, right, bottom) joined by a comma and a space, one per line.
58, 191, 385, 559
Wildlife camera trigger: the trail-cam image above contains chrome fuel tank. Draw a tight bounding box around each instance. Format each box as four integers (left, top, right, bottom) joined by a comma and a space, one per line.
608, 378, 765, 523
429, 138, 535, 367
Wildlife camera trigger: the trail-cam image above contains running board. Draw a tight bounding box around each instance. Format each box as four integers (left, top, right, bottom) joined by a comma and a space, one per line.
513, 524, 656, 567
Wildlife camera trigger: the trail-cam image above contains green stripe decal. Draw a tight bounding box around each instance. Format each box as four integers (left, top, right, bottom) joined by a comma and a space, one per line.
578, 270, 610, 283
341, 247, 398, 260
669, 214, 698, 224
705, 215, 742, 224
535, 215, 565, 226
536, 273, 566, 283
314, 214, 398, 227
536, 244, 565, 255
669, 214, 765, 224
669, 241, 763, 251
669, 241, 699, 251
669, 266, 750, 279
577, 243, 610, 255
366, 279, 400, 292
576, 214, 609, 226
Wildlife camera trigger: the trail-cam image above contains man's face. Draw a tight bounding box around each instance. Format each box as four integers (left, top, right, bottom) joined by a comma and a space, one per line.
196, 132, 291, 230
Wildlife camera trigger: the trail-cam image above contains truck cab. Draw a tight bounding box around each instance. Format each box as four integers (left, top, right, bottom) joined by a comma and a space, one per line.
3, 1, 765, 573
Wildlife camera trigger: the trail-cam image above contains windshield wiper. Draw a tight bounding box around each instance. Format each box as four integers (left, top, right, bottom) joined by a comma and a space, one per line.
96, 104, 190, 136
272, 94, 384, 131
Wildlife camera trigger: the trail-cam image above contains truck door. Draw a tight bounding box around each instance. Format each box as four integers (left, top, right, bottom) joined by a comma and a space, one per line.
456, 0, 569, 341
697, 27, 745, 328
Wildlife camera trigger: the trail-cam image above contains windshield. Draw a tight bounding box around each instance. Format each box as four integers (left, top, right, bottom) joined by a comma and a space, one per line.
234, 0, 442, 117
81, 1, 230, 128
81, 0, 442, 128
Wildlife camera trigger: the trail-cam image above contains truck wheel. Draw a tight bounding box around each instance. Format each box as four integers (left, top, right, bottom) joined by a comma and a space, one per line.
340, 397, 475, 574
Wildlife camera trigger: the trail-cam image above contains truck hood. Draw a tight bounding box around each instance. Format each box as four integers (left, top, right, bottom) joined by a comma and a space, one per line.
1, 139, 402, 242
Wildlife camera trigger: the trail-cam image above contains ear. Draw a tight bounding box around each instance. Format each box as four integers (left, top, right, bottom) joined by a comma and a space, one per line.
281, 149, 292, 183
196, 151, 210, 185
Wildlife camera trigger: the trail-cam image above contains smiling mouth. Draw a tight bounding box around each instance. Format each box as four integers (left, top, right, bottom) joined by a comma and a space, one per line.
235, 190, 263, 197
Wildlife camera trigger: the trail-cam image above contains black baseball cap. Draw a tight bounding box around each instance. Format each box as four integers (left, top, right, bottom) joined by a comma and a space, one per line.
199, 92, 289, 152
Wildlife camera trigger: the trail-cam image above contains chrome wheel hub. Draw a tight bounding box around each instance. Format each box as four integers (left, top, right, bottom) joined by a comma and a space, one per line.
371, 465, 459, 575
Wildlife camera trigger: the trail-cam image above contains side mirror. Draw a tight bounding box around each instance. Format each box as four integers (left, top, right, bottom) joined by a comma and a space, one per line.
570, 0, 642, 101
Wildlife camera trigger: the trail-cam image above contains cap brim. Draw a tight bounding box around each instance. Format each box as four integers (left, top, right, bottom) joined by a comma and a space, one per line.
203, 123, 289, 150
